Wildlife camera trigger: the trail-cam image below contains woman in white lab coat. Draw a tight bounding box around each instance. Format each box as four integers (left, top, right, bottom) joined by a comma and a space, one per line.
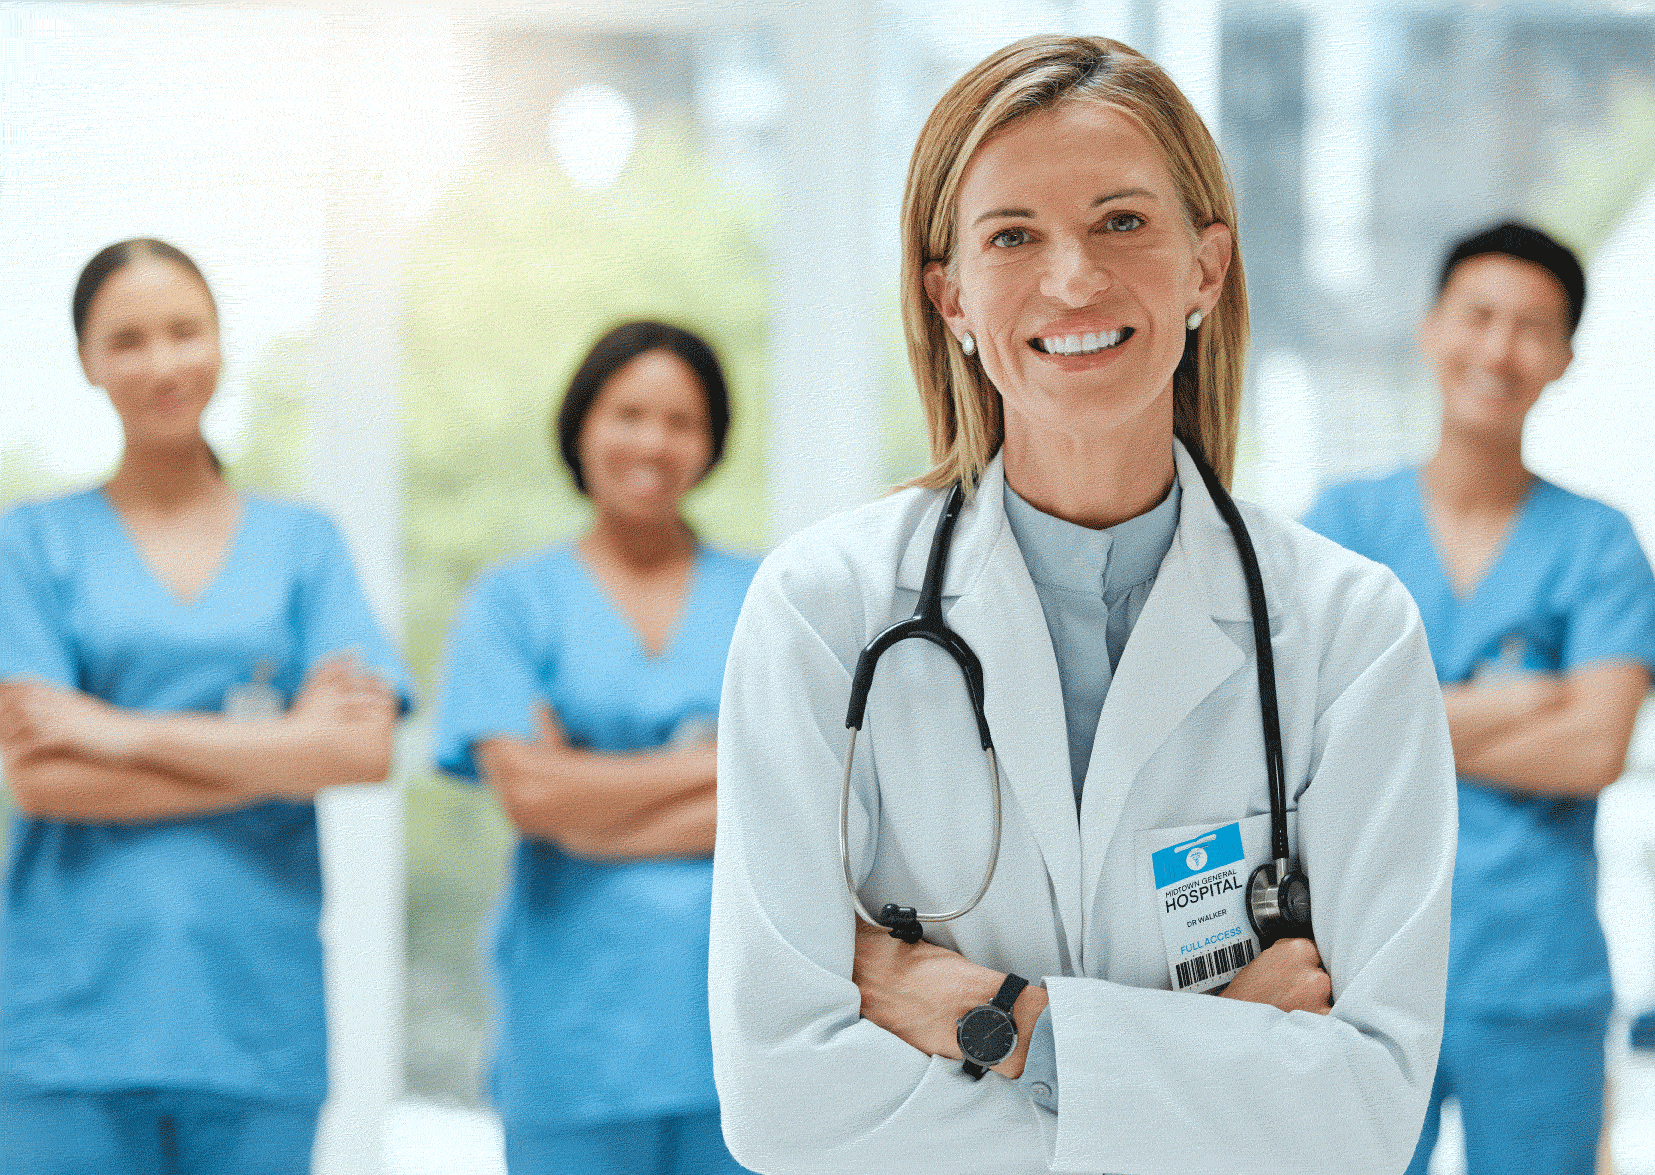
709, 35, 1456, 1175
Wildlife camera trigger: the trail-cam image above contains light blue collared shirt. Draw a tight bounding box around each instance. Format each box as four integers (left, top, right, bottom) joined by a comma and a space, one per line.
1002, 476, 1182, 799
1000, 473, 1182, 1113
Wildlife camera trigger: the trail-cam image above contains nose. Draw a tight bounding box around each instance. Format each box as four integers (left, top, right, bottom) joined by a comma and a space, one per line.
1039, 236, 1111, 306
146, 336, 194, 382
1475, 319, 1523, 374
632, 415, 674, 455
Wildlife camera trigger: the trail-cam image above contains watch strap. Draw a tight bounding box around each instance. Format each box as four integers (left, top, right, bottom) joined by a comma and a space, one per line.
991, 972, 1028, 1014
960, 972, 1029, 1079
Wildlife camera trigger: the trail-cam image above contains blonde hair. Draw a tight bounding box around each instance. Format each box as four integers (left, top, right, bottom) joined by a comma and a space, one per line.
900, 35, 1249, 491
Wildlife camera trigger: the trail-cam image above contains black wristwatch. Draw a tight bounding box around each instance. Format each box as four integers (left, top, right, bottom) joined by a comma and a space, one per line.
957, 972, 1028, 1079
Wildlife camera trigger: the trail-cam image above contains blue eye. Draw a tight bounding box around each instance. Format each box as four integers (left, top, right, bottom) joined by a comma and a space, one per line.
1103, 212, 1144, 232
990, 228, 1029, 248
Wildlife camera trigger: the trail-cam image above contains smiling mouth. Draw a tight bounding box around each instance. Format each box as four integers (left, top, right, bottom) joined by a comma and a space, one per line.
1030, 328, 1133, 356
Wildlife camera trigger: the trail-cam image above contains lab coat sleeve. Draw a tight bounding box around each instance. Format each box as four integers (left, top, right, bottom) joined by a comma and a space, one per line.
1043, 571, 1455, 1175
710, 555, 1054, 1175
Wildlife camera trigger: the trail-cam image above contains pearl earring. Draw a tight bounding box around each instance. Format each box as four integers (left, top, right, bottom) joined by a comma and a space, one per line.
1186, 310, 1204, 331
961, 332, 977, 356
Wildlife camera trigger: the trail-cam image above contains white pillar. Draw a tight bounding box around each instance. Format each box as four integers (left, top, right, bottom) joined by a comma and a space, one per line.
768, 0, 883, 542
1302, 0, 1380, 299
1152, 0, 1223, 137
1528, 178, 1655, 557
1248, 348, 1320, 517
303, 18, 410, 1175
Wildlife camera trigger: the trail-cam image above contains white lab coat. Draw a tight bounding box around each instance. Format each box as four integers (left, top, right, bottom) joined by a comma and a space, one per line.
710, 441, 1455, 1175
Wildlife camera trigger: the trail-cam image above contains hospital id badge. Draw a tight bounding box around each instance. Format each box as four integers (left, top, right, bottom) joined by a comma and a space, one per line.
223, 659, 284, 721
1138, 815, 1274, 994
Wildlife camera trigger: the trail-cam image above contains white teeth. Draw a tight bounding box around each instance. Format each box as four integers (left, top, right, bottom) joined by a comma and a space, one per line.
1040, 329, 1124, 356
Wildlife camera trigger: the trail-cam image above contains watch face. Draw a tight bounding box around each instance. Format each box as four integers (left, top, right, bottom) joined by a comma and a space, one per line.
957, 1005, 1017, 1066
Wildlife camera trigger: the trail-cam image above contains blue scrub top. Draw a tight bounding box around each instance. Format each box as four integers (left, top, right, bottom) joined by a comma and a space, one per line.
0, 490, 413, 1101
432, 542, 758, 1127
1304, 468, 1655, 1024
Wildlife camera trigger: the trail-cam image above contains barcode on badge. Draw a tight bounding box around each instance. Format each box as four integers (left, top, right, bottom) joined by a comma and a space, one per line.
1175, 938, 1257, 990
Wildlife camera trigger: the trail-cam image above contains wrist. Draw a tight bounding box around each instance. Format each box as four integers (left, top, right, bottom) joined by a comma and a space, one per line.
990, 981, 1047, 1078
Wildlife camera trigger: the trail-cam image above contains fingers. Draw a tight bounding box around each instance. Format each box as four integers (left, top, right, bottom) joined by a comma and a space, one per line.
292, 660, 398, 728
1274, 938, 1332, 1014
1216, 937, 1332, 1015
535, 704, 566, 746
1274, 936, 1323, 969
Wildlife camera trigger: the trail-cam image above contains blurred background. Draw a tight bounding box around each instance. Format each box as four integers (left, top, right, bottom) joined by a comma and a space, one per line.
4, 0, 1655, 1171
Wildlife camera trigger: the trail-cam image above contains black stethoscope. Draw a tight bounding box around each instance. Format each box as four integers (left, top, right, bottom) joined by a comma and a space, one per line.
837, 443, 1314, 951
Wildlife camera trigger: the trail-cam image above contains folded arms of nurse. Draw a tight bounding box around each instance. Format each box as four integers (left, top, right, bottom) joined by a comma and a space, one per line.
476, 703, 719, 861
0, 655, 397, 823
1442, 661, 1648, 797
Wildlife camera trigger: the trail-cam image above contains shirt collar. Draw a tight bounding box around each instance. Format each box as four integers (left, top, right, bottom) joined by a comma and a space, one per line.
1002, 474, 1182, 601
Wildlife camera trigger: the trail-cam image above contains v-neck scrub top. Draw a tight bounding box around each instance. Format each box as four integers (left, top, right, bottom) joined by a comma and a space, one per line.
432, 543, 759, 1126
0, 490, 414, 1101
1304, 468, 1655, 1023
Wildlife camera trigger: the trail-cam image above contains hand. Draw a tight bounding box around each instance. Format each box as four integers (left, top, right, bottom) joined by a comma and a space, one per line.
1218, 937, 1332, 1015
851, 917, 1052, 1079
289, 656, 397, 731
534, 703, 571, 752
853, 919, 980, 1061
0, 681, 142, 764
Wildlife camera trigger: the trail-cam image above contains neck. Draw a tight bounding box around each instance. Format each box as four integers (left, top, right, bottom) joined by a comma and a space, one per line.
105, 437, 225, 514
1001, 397, 1175, 529
584, 509, 696, 571
1422, 422, 1532, 514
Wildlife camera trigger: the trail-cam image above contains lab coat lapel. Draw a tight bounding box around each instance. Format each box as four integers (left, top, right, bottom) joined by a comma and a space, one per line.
905, 458, 1085, 956
1078, 442, 1250, 923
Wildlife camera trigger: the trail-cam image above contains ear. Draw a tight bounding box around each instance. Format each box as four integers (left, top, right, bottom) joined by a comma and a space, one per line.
1189, 221, 1233, 315
77, 343, 103, 390
1545, 339, 1574, 385
923, 261, 969, 341
1417, 304, 1442, 363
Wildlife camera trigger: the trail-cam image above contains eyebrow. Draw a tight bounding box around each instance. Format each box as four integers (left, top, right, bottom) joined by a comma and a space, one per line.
970, 188, 1159, 227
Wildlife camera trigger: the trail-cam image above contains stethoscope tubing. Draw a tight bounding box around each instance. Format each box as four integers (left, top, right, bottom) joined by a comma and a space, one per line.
838, 443, 1303, 940
839, 730, 1004, 928
1183, 452, 1292, 867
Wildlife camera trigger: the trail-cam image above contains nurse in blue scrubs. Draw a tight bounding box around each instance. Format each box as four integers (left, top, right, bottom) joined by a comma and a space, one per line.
1305, 223, 1655, 1175
433, 321, 758, 1174
0, 239, 412, 1174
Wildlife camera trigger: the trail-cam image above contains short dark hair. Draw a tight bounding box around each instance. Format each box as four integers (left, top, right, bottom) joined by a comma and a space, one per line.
1437, 222, 1585, 336
555, 321, 731, 495
73, 238, 214, 343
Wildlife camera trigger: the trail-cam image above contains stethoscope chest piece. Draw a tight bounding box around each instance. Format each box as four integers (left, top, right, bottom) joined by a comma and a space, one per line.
1246, 858, 1313, 949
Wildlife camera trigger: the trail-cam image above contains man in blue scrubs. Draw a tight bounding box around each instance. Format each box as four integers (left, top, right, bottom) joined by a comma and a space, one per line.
1305, 223, 1655, 1175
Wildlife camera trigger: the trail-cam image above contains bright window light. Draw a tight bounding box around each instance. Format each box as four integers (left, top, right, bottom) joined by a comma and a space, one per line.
548, 83, 638, 192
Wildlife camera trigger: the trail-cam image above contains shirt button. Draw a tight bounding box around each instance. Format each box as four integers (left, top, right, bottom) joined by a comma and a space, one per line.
1031, 1081, 1052, 1099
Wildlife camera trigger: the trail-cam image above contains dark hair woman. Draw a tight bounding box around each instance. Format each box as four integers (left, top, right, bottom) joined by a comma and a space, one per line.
0, 238, 412, 1174
433, 320, 756, 1174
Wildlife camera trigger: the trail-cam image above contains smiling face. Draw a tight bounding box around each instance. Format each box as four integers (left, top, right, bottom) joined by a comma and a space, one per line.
1421, 252, 1573, 444
923, 99, 1230, 448
78, 258, 221, 450
577, 349, 715, 527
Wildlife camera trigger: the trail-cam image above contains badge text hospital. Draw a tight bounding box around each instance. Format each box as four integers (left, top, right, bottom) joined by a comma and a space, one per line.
1141, 818, 1270, 993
